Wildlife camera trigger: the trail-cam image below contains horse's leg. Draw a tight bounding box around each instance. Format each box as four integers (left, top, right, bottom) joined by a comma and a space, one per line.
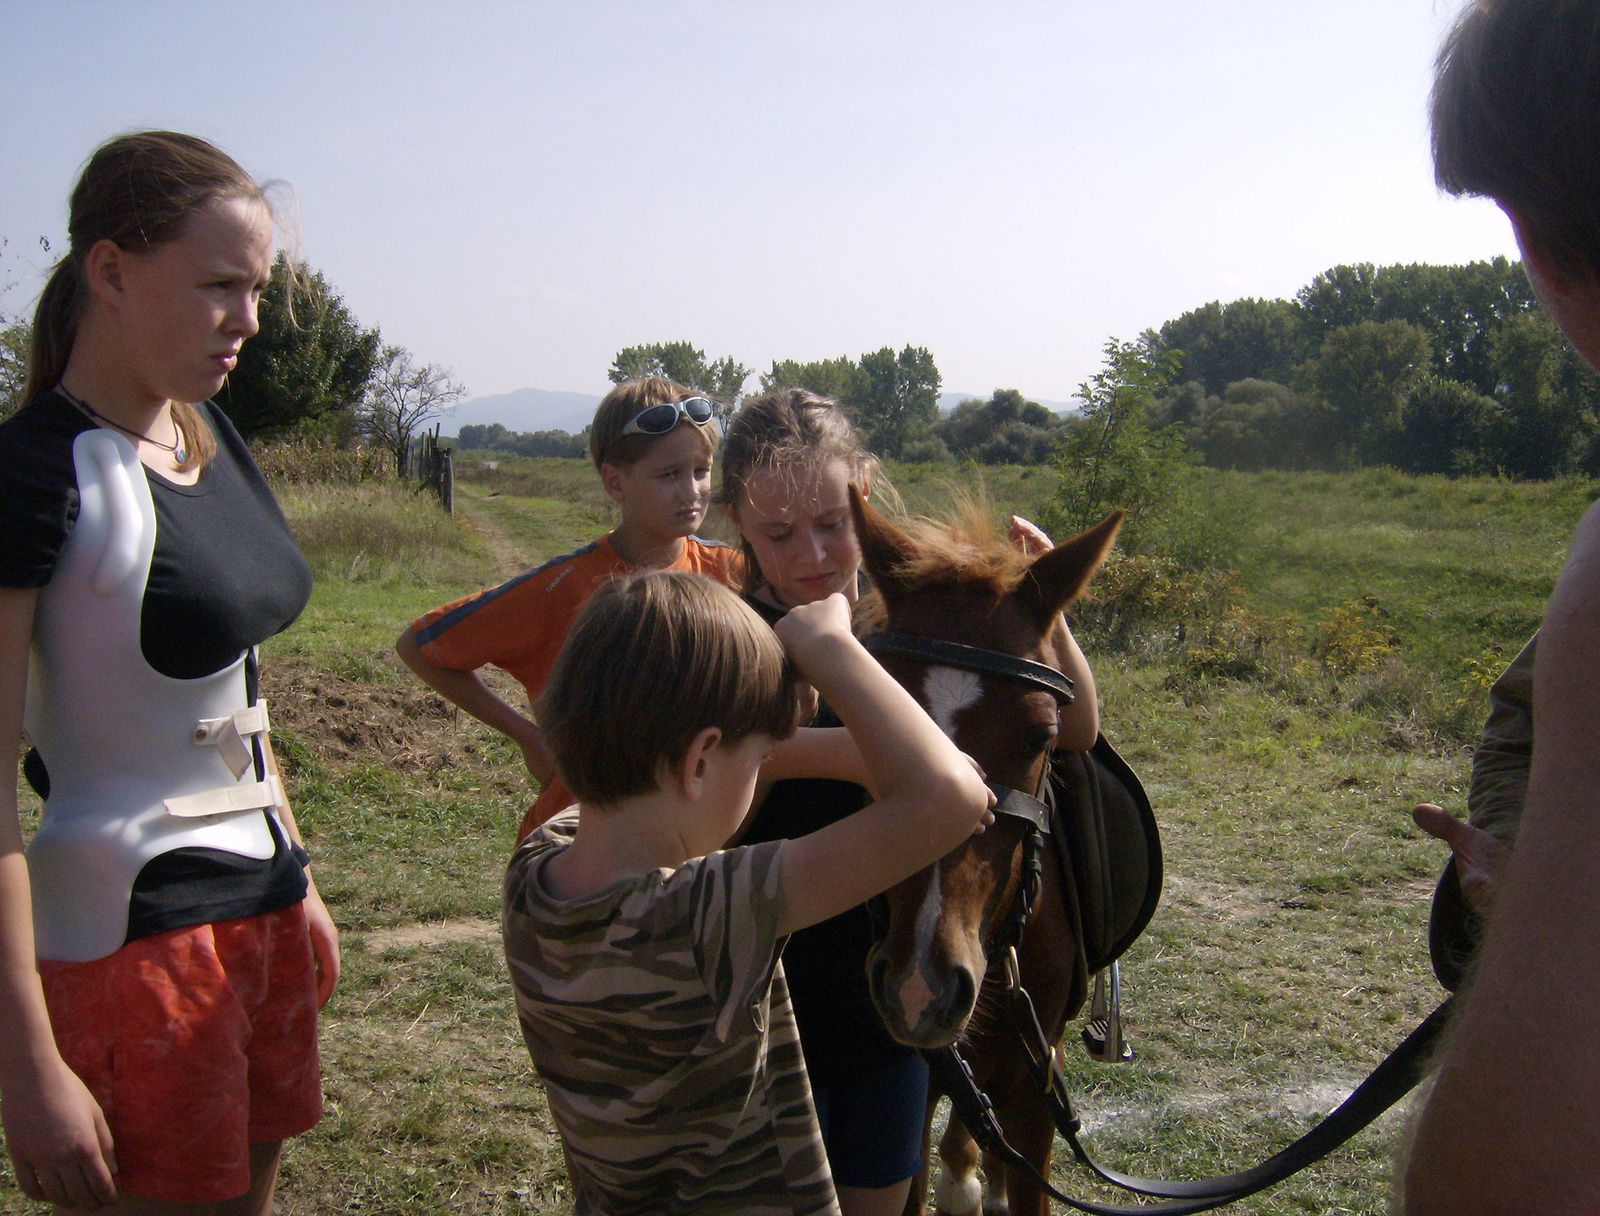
931, 1112, 983, 1216
992, 1090, 1058, 1216
980, 1149, 1008, 1215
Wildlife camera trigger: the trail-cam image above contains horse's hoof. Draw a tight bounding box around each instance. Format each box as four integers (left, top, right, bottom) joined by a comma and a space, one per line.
932, 1169, 984, 1216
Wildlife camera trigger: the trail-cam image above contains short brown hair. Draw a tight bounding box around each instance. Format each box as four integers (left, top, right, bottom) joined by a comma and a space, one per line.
537, 571, 799, 806
1433, 0, 1600, 281
588, 377, 720, 470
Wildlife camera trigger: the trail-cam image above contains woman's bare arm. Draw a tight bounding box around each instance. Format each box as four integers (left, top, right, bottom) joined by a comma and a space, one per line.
261, 738, 340, 1007
1050, 614, 1099, 750
0, 587, 118, 1210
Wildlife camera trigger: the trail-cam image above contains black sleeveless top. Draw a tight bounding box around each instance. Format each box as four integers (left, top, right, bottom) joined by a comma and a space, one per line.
0, 390, 313, 942
740, 591, 918, 1075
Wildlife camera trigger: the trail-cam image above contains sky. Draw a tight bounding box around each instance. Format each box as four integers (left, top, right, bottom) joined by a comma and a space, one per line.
0, 1, 1519, 406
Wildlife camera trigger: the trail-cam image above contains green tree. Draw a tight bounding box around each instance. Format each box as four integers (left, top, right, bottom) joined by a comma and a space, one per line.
608, 341, 750, 422
1, 236, 37, 420
850, 345, 941, 459
0, 317, 28, 421
1192, 379, 1318, 472
935, 388, 1065, 464
1481, 311, 1592, 478
1393, 375, 1497, 475
759, 355, 863, 401
1048, 338, 1185, 538
1296, 259, 1537, 394
218, 255, 380, 440
1308, 320, 1434, 465
1156, 298, 1306, 394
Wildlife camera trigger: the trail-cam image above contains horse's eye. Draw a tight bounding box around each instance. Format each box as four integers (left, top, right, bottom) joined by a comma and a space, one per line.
1029, 730, 1056, 755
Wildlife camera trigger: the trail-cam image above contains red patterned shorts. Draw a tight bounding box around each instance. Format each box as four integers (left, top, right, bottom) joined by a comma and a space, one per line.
38, 903, 323, 1203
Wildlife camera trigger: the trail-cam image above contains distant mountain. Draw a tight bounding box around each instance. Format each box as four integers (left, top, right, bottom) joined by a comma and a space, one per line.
441, 388, 603, 437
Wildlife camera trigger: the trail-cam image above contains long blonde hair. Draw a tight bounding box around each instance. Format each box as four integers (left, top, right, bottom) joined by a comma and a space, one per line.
26, 131, 284, 472
715, 388, 891, 596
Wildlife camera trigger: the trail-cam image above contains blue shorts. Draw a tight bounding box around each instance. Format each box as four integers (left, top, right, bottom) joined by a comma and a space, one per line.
811, 1052, 929, 1188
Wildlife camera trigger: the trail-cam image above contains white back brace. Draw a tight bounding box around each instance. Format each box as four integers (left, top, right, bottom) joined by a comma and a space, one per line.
24, 430, 284, 962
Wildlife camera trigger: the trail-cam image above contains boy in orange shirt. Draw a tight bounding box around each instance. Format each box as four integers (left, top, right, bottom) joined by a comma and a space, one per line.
397, 378, 742, 842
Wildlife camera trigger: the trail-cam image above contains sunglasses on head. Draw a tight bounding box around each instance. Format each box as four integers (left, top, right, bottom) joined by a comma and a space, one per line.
620, 395, 716, 437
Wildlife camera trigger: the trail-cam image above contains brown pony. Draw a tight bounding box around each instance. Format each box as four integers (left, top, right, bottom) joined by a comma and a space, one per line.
850, 487, 1122, 1216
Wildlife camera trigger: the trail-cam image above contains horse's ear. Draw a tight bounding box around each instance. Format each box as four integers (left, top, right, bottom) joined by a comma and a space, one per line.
850, 483, 918, 603
1013, 510, 1123, 626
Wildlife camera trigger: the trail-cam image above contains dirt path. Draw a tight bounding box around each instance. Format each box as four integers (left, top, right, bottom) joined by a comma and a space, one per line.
455, 485, 532, 578
364, 918, 501, 951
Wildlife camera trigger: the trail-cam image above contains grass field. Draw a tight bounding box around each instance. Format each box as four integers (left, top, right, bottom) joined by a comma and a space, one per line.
5, 458, 1596, 1215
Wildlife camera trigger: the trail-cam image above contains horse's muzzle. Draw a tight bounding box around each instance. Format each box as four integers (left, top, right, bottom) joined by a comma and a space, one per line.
867, 948, 979, 1048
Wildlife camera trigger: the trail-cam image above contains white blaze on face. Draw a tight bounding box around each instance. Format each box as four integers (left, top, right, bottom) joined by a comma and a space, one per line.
923, 666, 983, 740
898, 866, 943, 1025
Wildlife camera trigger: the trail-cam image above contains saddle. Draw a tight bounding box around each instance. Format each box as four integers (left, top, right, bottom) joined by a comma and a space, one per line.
1047, 735, 1163, 1017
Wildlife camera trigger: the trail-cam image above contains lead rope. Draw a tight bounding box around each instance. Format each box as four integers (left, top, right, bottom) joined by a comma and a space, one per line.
929, 759, 1455, 1213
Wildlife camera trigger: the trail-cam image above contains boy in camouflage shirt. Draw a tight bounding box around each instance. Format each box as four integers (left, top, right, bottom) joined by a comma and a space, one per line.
502, 571, 992, 1215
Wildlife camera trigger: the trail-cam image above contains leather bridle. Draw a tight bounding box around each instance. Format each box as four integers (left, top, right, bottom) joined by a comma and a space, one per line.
862, 627, 1452, 1215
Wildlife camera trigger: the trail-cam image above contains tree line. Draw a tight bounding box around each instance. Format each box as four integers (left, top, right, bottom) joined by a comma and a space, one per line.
7, 240, 1592, 482
463, 340, 1070, 465
1148, 258, 1600, 478
0, 246, 464, 474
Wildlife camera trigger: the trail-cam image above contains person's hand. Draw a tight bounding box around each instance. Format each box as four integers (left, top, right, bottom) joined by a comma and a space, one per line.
794, 681, 820, 727
1, 1056, 117, 1209
961, 752, 997, 835
301, 879, 341, 1007
515, 724, 557, 787
1413, 803, 1512, 912
773, 593, 854, 673
1009, 515, 1053, 556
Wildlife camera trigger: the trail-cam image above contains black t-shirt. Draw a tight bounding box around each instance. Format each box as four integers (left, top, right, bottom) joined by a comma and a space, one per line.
1, 389, 313, 942
740, 592, 917, 1075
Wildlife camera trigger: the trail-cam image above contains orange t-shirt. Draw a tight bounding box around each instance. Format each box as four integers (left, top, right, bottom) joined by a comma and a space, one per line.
409, 532, 744, 842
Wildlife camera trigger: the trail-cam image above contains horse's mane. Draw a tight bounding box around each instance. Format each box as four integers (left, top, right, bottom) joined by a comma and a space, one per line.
890, 491, 1033, 595
855, 491, 1031, 632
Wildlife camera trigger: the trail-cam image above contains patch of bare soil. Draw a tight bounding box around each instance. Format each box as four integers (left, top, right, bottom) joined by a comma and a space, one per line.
364, 918, 501, 951
261, 658, 529, 788
1162, 874, 1272, 925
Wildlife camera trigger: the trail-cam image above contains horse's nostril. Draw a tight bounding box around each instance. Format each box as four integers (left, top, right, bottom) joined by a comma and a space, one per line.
942, 967, 976, 1027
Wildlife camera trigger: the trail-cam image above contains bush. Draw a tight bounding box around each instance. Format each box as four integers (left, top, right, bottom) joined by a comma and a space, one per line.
253, 440, 392, 486
1074, 552, 1245, 653
277, 483, 485, 587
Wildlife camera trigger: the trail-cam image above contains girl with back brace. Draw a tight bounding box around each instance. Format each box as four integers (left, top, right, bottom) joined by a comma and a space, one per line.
716, 388, 1100, 1216
0, 132, 330, 1214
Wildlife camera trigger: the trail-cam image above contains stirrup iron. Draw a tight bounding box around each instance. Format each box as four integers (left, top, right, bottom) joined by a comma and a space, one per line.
1081, 962, 1133, 1062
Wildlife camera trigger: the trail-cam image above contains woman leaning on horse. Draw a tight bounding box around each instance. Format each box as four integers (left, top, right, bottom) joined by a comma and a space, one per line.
716, 388, 1099, 1216
0, 132, 334, 1215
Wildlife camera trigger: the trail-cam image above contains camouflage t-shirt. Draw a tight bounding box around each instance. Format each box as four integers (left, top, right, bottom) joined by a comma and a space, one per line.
502, 810, 839, 1216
